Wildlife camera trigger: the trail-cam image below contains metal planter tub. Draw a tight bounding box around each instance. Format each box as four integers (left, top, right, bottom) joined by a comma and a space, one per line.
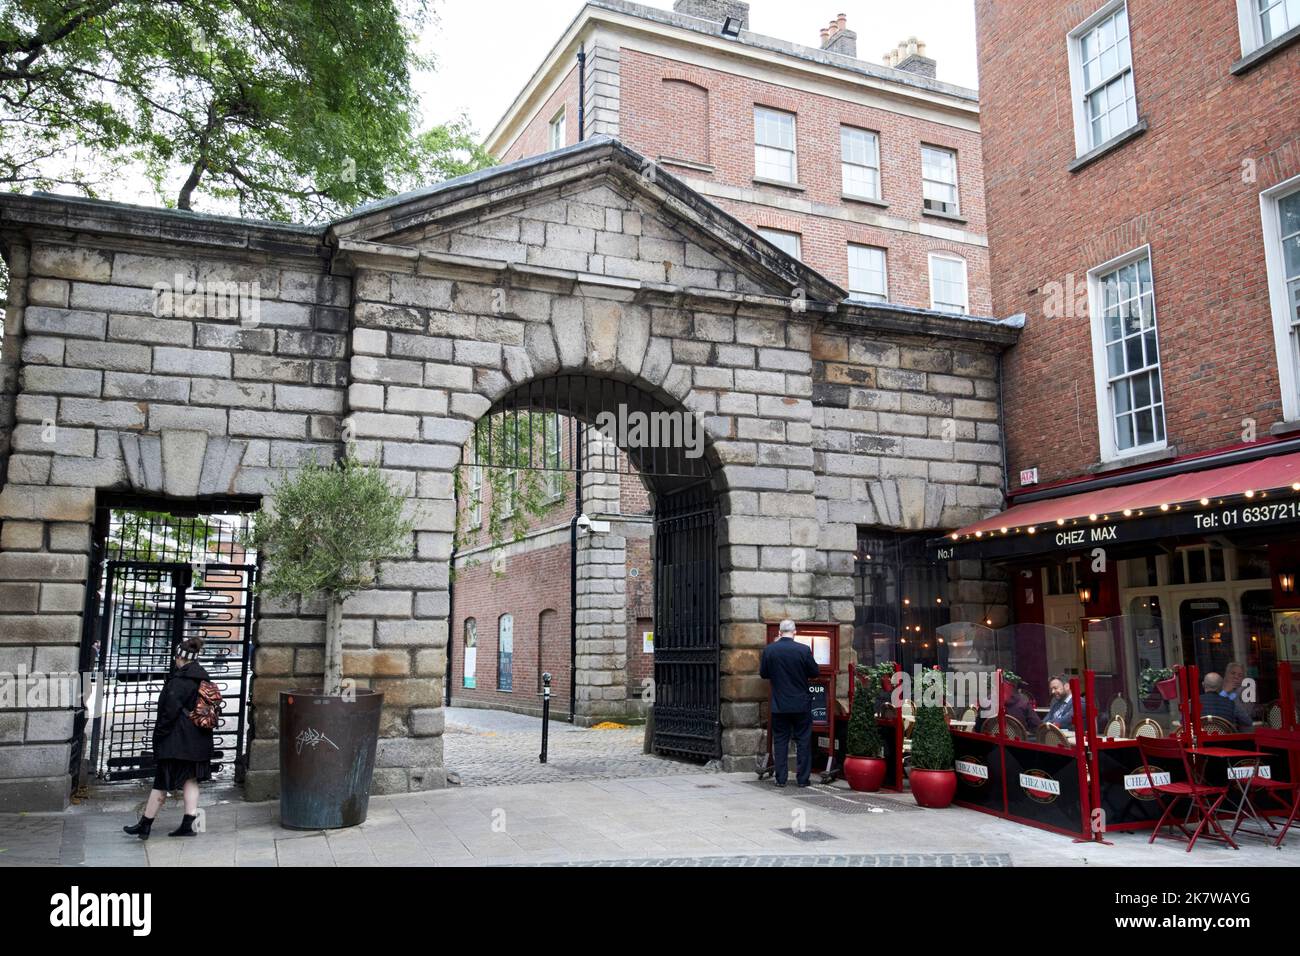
279, 689, 383, 830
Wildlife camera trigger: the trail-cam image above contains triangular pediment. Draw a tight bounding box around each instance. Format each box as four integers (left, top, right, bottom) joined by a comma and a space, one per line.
330, 137, 845, 304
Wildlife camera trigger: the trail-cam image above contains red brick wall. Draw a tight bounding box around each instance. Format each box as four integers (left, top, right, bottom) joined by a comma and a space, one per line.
976, 0, 1300, 487
618, 49, 992, 314
451, 542, 572, 716
625, 535, 654, 698
501, 63, 580, 165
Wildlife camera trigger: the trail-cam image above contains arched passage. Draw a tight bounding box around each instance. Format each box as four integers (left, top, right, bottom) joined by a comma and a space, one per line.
455, 373, 723, 760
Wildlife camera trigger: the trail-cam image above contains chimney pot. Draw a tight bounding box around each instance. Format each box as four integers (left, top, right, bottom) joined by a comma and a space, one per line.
820, 13, 857, 57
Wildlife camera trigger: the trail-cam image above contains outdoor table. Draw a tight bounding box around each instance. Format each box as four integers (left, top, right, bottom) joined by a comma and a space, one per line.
1187, 746, 1268, 840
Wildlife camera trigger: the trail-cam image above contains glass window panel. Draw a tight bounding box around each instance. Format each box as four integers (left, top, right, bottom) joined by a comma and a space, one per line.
1133, 372, 1151, 408
1136, 408, 1155, 446
1126, 334, 1145, 371
848, 245, 887, 300
759, 228, 801, 259
1108, 342, 1125, 377
1284, 234, 1300, 278
1280, 192, 1300, 237
1116, 414, 1135, 450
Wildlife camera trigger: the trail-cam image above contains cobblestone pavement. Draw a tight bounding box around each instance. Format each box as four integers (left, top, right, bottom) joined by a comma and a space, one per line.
442, 707, 717, 786
4, 767, 1299, 867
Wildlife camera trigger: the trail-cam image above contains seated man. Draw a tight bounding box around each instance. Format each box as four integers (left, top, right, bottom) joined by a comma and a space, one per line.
1045, 676, 1076, 731
1220, 662, 1255, 731
1003, 680, 1041, 732
1200, 672, 1249, 730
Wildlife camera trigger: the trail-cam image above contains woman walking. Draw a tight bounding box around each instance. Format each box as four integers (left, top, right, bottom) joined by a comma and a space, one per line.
123, 637, 214, 840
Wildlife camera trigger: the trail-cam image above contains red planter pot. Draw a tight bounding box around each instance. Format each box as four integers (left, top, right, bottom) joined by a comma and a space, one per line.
1156, 677, 1179, 701
843, 756, 887, 792
910, 769, 958, 808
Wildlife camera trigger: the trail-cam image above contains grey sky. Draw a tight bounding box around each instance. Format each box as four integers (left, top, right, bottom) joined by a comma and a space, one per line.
416, 0, 981, 142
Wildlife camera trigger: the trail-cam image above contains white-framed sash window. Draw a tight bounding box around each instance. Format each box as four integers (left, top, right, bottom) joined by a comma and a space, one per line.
847, 244, 888, 302
754, 107, 796, 183
758, 227, 801, 260
928, 252, 968, 314
1087, 246, 1167, 460
841, 126, 881, 200
1067, 2, 1138, 156
1239, 0, 1300, 52
921, 146, 959, 215
548, 108, 567, 151
1262, 175, 1300, 422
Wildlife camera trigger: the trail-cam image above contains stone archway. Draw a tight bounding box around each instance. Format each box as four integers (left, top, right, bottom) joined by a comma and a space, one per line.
459, 371, 726, 755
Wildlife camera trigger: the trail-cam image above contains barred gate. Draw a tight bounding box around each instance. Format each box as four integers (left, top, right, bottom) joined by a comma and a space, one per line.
81, 504, 257, 784
651, 483, 720, 760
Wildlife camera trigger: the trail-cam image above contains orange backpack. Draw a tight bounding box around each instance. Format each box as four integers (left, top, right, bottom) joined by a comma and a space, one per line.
189, 680, 224, 731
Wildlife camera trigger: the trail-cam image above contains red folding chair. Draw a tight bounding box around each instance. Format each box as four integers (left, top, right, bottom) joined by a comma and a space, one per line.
1137, 736, 1236, 851
1262, 739, 1300, 847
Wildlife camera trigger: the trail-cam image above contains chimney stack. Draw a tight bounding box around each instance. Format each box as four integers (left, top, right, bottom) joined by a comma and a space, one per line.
819, 13, 857, 58
883, 37, 937, 79
672, 0, 750, 30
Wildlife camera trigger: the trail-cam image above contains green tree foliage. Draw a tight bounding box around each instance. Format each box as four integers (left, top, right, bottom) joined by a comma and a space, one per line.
0, 0, 493, 221
246, 456, 413, 695
455, 412, 571, 566
846, 667, 884, 759
910, 668, 954, 771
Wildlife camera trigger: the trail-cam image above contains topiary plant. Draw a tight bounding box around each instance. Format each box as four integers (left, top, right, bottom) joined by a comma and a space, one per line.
246, 455, 414, 697
846, 667, 884, 759
910, 668, 955, 771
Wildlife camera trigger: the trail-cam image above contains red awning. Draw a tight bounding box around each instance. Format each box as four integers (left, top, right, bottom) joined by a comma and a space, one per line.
934, 449, 1300, 561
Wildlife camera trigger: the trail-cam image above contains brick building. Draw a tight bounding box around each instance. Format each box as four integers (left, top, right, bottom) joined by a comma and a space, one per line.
487, 0, 991, 316
940, 0, 1300, 726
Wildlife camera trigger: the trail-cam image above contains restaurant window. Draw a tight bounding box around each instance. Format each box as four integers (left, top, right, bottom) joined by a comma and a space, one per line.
1120, 554, 1159, 588
928, 252, 968, 314
1167, 545, 1227, 586
1238, 0, 1300, 53
841, 126, 881, 200
1262, 178, 1300, 422
920, 145, 959, 216
497, 613, 514, 692
758, 227, 801, 260
854, 530, 950, 669
1088, 247, 1166, 460
1044, 561, 1078, 596
847, 244, 887, 302
754, 107, 796, 183
548, 108, 567, 152
1234, 546, 1271, 581
1067, 1, 1138, 156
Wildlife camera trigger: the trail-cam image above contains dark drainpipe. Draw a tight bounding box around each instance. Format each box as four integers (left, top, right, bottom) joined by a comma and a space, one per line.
446, 543, 456, 707
577, 48, 586, 142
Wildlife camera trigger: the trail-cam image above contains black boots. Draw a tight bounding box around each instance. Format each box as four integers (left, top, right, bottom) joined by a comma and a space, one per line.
123, 815, 154, 840
168, 814, 198, 837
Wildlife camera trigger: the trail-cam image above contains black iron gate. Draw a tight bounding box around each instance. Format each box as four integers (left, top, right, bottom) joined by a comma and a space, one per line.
651, 482, 720, 760
81, 504, 257, 785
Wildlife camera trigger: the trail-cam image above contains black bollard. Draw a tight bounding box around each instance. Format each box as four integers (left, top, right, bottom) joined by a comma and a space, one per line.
539, 672, 551, 763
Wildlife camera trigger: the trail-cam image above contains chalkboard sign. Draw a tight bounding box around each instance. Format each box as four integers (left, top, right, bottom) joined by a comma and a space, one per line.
810, 681, 828, 725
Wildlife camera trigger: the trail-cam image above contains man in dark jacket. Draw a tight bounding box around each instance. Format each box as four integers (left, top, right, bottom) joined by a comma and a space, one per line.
760, 619, 821, 787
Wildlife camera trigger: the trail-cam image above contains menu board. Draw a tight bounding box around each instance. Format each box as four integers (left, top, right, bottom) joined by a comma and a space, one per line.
809, 681, 829, 724
1276, 611, 1300, 664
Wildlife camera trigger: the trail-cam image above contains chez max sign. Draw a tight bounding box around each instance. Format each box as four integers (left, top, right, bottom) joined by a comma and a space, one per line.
928, 495, 1300, 562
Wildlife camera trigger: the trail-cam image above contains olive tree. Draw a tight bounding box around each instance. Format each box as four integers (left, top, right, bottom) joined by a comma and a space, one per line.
246, 456, 413, 696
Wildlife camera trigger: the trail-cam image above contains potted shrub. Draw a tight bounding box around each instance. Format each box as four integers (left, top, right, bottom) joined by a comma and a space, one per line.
909, 668, 957, 808
1140, 667, 1178, 700
843, 667, 887, 792
247, 455, 414, 829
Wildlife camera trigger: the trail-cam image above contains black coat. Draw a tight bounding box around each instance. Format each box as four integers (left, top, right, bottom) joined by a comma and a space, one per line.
153, 661, 215, 762
759, 637, 821, 714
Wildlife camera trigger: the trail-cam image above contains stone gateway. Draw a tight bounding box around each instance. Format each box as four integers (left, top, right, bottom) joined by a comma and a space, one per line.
0, 138, 1018, 810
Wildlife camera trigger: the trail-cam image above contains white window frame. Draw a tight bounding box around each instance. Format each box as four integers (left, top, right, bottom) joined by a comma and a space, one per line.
841, 126, 881, 201
1261, 173, 1300, 422
928, 252, 968, 315
545, 413, 564, 499
548, 108, 567, 151
1238, 0, 1300, 53
1086, 245, 1168, 462
1066, 1, 1139, 157
920, 145, 960, 216
847, 244, 888, 302
468, 465, 483, 527
758, 227, 801, 260
754, 106, 797, 184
